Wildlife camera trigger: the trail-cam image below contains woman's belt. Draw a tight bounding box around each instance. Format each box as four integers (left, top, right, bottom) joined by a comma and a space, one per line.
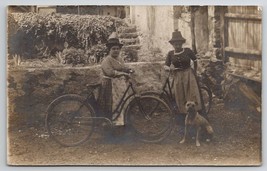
173, 67, 190, 71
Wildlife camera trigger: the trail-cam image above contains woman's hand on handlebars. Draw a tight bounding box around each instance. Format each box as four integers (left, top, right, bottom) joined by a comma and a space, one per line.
114, 71, 131, 78
164, 65, 175, 71
163, 65, 170, 71
126, 68, 135, 74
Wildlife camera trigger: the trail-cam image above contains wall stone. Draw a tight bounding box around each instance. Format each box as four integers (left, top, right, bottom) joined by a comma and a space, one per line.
8, 62, 166, 128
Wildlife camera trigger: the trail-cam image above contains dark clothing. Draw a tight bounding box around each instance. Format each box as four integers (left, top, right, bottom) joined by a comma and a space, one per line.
165, 48, 197, 70
164, 48, 201, 113
98, 77, 112, 119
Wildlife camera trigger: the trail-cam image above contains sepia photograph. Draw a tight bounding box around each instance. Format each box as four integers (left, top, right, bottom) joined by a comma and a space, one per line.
7, 5, 262, 166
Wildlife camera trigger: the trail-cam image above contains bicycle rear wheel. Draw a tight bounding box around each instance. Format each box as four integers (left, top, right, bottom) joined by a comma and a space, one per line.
46, 94, 95, 147
126, 95, 174, 143
200, 86, 212, 115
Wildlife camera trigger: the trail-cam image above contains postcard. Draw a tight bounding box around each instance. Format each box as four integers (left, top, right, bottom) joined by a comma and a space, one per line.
7, 5, 262, 166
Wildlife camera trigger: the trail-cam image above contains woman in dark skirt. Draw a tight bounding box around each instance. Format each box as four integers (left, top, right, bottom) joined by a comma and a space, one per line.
98, 32, 133, 121
164, 30, 202, 114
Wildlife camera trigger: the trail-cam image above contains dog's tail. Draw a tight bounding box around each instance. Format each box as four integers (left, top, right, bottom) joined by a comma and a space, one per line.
206, 125, 214, 135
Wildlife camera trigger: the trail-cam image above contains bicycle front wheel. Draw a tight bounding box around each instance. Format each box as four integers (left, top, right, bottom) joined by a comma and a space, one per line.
46, 94, 95, 147
126, 95, 174, 143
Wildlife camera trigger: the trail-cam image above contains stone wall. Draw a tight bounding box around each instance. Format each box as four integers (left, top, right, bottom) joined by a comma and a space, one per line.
7, 62, 166, 129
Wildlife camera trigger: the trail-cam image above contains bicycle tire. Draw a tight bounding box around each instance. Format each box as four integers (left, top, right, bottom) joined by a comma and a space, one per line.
46, 94, 96, 147
200, 86, 212, 115
141, 91, 171, 106
142, 87, 212, 115
126, 95, 175, 143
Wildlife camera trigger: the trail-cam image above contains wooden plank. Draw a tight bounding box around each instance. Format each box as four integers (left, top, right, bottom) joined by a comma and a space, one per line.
227, 19, 236, 48
225, 13, 261, 20
227, 72, 261, 83
255, 21, 262, 50
239, 82, 261, 108
225, 6, 262, 71
225, 47, 261, 56
220, 6, 226, 62
229, 55, 262, 71
251, 59, 262, 71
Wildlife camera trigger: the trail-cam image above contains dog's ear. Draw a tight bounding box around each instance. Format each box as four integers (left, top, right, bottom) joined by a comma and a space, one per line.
184, 101, 188, 105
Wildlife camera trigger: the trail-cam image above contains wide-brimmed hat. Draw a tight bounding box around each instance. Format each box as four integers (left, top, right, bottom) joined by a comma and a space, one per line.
169, 30, 186, 44
106, 32, 123, 48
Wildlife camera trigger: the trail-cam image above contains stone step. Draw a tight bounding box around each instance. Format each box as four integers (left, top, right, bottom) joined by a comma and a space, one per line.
120, 26, 137, 33
119, 32, 138, 39
118, 25, 137, 34
120, 38, 140, 45
121, 45, 141, 51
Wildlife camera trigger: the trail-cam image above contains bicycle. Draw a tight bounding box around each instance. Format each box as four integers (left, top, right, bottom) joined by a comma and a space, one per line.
141, 67, 213, 139
45, 71, 174, 147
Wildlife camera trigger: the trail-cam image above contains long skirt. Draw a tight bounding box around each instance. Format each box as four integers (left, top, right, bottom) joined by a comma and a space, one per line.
173, 68, 202, 113
112, 77, 128, 125
98, 78, 113, 120
97, 77, 128, 125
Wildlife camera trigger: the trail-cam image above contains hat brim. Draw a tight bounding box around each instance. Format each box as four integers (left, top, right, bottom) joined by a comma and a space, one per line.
106, 43, 123, 48
169, 39, 186, 44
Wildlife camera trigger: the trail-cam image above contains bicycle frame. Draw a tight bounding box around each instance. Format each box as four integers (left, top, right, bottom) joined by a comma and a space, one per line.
146, 69, 211, 116
111, 81, 137, 121
162, 72, 175, 101
86, 77, 138, 123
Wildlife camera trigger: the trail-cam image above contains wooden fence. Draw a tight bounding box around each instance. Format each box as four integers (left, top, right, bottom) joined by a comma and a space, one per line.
221, 6, 262, 78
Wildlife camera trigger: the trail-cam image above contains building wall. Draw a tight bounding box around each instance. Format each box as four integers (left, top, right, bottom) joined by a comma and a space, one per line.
37, 6, 56, 15
38, 6, 126, 17
100, 6, 116, 16
130, 6, 214, 56
130, 6, 174, 55
8, 6, 36, 13
152, 6, 175, 55
130, 6, 225, 58
194, 6, 210, 54
176, 12, 192, 49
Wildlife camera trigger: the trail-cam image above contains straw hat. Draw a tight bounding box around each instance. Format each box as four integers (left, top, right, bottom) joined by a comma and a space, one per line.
169, 29, 186, 44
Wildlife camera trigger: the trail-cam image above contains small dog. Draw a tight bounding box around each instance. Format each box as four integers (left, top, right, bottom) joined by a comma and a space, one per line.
180, 101, 214, 147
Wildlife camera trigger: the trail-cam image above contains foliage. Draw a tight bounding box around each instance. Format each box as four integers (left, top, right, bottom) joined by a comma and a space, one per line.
9, 12, 128, 63
87, 44, 108, 63
58, 47, 87, 66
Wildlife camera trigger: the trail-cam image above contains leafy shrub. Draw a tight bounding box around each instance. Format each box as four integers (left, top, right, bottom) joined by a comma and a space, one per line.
86, 44, 108, 64
9, 12, 128, 63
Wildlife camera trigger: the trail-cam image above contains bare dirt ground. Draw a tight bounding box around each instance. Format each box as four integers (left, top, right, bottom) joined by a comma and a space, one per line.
7, 100, 261, 166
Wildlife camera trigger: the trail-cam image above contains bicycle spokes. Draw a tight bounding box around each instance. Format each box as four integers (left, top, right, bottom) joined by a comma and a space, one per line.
127, 96, 174, 141
46, 96, 95, 146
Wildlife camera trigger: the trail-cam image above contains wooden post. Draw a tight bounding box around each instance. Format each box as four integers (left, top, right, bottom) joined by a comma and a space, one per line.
77, 6, 80, 15
190, 6, 197, 54
220, 6, 227, 62
173, 6, 182, 31
194, 6, 209, 54
130, 6, 136, 24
